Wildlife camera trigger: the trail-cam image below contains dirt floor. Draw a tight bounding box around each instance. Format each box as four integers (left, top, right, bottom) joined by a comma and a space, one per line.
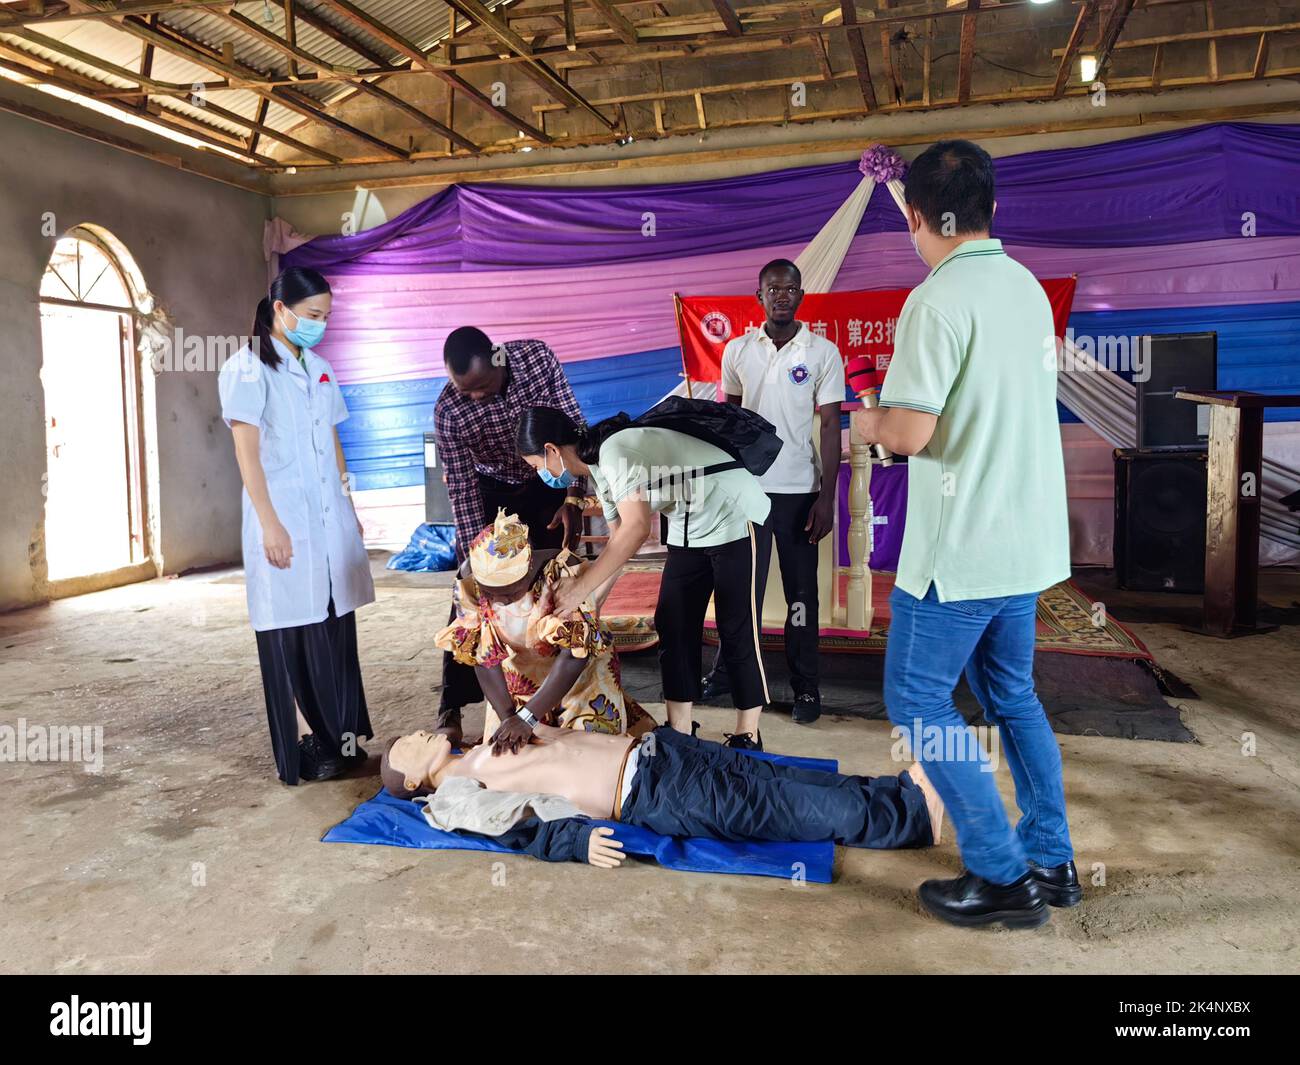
1, 559, 1297, 975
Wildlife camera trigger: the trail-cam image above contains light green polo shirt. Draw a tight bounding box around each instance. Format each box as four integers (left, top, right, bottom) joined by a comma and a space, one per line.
589, 427, 771, 548
879, 238, 1069, 602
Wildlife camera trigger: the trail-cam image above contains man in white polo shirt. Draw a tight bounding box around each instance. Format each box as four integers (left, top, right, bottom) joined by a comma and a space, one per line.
854, 140, 1077, 930
701, 258, 844, 730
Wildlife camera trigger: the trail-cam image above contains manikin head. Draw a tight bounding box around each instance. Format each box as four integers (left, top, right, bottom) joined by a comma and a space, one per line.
381, 732, 456, 798
444, 326, 506, 402
902, 139, 998, 268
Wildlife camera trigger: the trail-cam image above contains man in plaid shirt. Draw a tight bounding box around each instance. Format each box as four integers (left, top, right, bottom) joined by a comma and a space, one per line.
433, 327, 588, 734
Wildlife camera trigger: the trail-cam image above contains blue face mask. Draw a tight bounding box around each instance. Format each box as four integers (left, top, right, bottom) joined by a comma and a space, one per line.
539, 451, 575, 490
281, 307, 327, 349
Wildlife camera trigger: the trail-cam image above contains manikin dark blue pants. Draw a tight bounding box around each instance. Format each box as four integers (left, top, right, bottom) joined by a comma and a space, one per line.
622, 727, 932, 848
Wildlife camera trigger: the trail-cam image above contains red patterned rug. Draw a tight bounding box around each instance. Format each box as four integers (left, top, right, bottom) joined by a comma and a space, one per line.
604, 567, 1153, 661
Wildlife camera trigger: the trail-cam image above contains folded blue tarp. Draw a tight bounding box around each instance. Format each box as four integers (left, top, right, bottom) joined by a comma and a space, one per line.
322, 748, 838, 883
385, 523, 456, 572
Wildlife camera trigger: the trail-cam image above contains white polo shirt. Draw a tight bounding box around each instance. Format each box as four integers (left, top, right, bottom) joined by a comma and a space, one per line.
720, 321, 845, 494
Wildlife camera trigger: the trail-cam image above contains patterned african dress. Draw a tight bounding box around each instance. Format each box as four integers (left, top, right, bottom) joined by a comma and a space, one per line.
434, 549, 653, 735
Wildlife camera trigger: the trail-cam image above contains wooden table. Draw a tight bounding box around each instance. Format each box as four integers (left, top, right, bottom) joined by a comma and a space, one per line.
1174, 390, 1300, 637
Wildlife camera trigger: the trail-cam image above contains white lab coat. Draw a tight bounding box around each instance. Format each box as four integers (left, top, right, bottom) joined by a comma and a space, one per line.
218, 337, 375, 632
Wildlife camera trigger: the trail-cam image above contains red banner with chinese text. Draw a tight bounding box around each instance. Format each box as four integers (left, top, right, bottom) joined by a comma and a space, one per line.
675, 278, 1077, 384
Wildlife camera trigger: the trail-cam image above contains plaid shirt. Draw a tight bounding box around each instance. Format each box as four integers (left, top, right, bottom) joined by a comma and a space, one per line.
434, 339, 586, 560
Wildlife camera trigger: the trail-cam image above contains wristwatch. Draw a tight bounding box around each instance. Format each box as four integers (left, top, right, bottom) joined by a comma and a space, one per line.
515, 707, 540, 730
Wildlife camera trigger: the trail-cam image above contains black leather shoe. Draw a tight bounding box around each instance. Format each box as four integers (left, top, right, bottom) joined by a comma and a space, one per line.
1028, 860, 1083, 908
723, 731, 763, 752
791, 692, 822, 725
700, 670, 731, 702
298, 734, 345, 782
918, 871, 1049, 930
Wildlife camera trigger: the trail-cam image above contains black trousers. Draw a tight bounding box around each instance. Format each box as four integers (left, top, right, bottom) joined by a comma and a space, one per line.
439, 473, 568, 714
656, 525, 769, 711
254, 598, 372, 785
624, 727, 932, 848
709, 492, 820, 697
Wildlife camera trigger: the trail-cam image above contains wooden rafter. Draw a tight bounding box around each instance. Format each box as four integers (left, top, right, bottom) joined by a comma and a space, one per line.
1052, 0, 1095, 97
1093, 0, 1137, 81
443, 0, 615, 127
956, 0, 978, 104
584, 0, 637, 46
839, 0, 876, 112
314, 0, 552, 142
712, 1, 742, 37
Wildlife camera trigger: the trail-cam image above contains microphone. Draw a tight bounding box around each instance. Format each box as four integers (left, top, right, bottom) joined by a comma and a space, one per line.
846, 356, 894, 467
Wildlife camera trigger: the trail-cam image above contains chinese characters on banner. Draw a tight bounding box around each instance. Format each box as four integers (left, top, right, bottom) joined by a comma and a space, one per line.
674, 278, 1078, 386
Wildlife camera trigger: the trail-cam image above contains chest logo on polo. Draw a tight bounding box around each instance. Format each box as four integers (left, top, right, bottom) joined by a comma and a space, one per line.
788, 363, 811, 385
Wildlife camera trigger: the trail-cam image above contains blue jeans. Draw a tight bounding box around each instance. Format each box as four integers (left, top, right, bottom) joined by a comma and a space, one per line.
884, 584, 1074, 884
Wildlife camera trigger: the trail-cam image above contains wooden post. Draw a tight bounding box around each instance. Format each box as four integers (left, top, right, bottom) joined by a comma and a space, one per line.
846, 434, 872, 632
1176, 390, 1300, 637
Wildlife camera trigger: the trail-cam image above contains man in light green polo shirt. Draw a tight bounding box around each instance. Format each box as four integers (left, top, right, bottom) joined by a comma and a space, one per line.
854, 139, 1077, 931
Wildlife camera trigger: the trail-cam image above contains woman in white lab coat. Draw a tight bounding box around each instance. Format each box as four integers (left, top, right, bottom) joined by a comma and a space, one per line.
218, 267, 376, 784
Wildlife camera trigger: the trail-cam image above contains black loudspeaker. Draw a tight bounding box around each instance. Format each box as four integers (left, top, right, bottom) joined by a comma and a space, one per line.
423, 431, 453, 524
1114, 448, 1207, 592
1136, 331, 1217, 450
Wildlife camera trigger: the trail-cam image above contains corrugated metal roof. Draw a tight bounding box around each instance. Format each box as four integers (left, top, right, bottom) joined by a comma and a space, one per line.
0, 0, 514, 161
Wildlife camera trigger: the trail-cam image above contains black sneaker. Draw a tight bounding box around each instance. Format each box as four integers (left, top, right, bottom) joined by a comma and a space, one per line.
1027, 859, 1083, 908
298, 734, 345, 782
791, 692, 822, 725
700, 670, 731, 702
723, 731, 763, 752
918, 871, 1049, 930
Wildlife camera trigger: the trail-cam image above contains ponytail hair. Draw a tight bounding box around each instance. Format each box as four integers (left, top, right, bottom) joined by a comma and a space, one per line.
516, 406, 632, 466
253, 266, 331, 369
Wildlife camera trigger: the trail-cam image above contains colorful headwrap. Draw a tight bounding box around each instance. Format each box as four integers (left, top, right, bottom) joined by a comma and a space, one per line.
468, 509, 532, 588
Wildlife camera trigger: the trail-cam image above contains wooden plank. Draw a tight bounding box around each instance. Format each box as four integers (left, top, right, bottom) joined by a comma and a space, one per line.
564, 0, 576, 50
1151, 41, 1163, 88
1252, 32, 1269, 78
695, 90, 706, 128
352, 79, 479, 152
1094, 0, 1137, 80
956, 0, 979, 104
1206, 0, 1217, 81
712, 0, 743, 37
1052, 0, 1095, 97
839, 0, 877, 112
283, 0, 298, 80
293, 4, 397, 69
585, 0, 638, 45
923, 16, 931, 105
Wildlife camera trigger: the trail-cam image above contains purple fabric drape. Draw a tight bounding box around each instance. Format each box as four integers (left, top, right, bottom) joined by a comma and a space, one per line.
285, 122, 1300, 275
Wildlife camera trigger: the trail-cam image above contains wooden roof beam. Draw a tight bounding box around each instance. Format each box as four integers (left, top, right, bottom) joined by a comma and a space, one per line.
1094, 0, 1137, 81
1052, 0, 1096, 97
956, 0, 978, 104
314, 0, 551, 142
712, 0, 742, 37
839, 0, 877, 112
444, 0, 616, 127
584, 0, 637, 45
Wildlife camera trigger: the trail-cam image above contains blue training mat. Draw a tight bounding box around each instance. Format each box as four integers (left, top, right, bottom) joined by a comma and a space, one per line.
322, 748, 838, 883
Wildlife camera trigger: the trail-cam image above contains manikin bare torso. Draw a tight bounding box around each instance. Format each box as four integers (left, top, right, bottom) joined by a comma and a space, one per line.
444, 724, 637, 818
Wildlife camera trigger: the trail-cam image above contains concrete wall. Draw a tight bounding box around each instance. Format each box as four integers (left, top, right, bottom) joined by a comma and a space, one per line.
0, 108, 267, 612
